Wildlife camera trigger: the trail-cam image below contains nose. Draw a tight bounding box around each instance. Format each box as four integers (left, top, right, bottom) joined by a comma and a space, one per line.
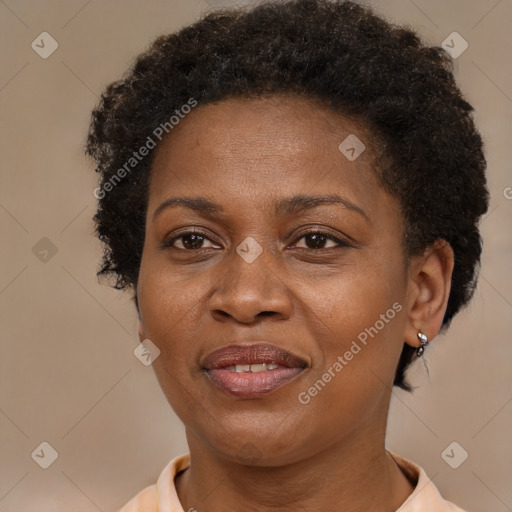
208, 244, 293, 325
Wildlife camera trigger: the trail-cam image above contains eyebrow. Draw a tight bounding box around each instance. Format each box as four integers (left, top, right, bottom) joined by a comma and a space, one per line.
152, 194, 369, 222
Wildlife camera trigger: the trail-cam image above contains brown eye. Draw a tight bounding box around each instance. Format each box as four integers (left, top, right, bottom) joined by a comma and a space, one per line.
163, 231, 219, 250
293, 231, 349, 250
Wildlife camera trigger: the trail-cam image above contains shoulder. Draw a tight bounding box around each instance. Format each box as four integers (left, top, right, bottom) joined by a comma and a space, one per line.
118, 484, 158, 512
117, 454, 191, 512
390, 451, 468, 512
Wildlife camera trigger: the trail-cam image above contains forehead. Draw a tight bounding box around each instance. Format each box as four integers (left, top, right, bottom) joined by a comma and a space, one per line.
148, 94, 381, 216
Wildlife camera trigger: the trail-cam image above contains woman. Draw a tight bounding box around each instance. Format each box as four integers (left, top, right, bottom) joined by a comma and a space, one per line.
86, 0, 489, 510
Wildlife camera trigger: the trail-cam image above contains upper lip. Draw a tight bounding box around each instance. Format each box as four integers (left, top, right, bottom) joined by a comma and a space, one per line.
201, 343, 308, 370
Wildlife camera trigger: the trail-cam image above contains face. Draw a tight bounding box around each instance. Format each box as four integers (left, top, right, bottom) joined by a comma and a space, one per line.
137, 94, 411, 466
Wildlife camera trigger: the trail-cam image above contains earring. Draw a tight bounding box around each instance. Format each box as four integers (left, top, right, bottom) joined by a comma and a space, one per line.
416, 332, 429, 356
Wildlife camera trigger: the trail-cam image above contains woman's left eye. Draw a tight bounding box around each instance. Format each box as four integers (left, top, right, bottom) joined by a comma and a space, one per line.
292, 231, 349, 250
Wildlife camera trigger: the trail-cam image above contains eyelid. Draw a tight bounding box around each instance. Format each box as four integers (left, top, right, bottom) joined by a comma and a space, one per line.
285, 225, 355, 247
287, 231, 354, 251
283, 224, 357, 246
160, 227, 221, 250
162, 227, 353, 250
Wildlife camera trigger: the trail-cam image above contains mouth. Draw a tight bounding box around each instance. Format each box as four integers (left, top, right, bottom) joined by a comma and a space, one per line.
201, 343, 308, 399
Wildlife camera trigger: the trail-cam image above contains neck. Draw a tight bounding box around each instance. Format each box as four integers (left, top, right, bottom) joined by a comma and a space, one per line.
176, 425, 414, 512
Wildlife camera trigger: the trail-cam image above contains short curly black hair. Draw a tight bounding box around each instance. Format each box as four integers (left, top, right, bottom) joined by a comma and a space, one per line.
86, 0, 489, 391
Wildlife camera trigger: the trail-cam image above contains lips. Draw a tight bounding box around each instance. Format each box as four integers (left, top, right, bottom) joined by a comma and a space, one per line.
201, 343, 308, 398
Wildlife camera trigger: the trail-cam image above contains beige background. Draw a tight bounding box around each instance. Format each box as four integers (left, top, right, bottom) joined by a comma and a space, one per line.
1, 0, 511, 510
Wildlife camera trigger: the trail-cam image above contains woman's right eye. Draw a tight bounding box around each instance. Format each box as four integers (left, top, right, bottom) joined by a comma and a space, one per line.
162, 231, 219, 250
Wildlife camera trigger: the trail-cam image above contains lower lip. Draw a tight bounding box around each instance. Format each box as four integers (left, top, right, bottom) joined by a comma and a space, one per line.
205, 367, 304, 398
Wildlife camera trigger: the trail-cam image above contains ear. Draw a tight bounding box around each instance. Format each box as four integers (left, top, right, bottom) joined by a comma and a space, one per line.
404, 239, 454, 349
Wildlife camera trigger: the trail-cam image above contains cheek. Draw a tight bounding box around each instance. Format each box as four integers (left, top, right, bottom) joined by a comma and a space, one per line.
305, 250, 407, 389
137, 257, 206, 363
137, 266, 209, 423
313, 243, 405, 333
293, 300, 406, 442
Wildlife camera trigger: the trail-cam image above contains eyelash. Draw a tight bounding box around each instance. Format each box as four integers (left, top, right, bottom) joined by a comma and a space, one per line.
161, 229, 352, 251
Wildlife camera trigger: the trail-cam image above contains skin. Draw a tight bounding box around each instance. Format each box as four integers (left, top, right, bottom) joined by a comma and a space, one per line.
136, 94, 454, 512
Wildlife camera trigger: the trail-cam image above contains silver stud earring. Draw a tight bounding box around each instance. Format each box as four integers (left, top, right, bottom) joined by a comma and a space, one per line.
416, 332, 429, 356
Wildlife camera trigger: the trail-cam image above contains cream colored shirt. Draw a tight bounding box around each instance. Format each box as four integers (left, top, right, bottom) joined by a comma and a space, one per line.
119, 452, 466, 512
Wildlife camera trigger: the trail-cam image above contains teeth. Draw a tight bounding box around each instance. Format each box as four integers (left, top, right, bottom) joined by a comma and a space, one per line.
227, 363, 279, 373
250, 363, 268, 373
